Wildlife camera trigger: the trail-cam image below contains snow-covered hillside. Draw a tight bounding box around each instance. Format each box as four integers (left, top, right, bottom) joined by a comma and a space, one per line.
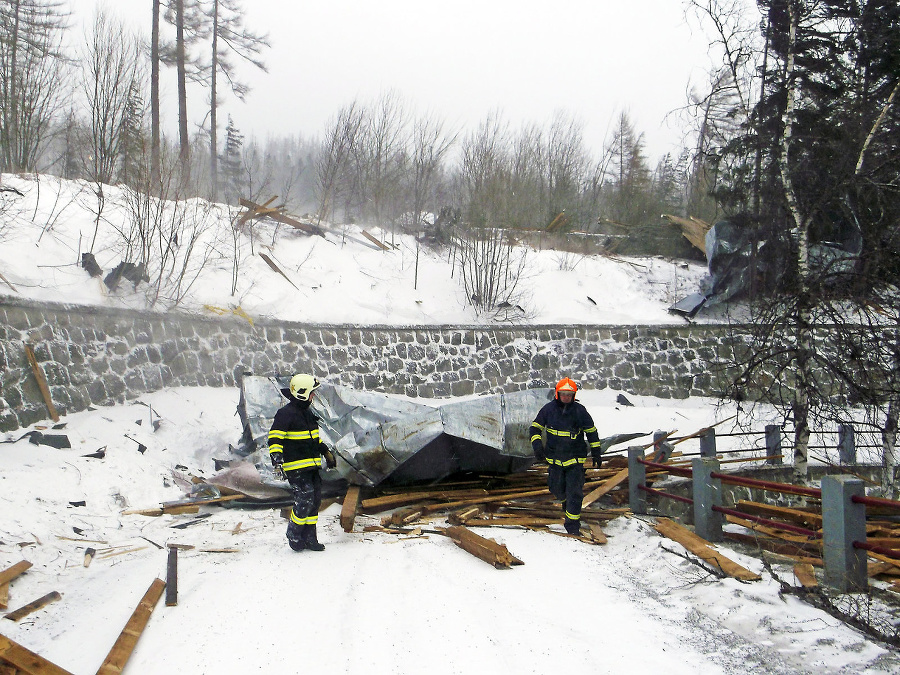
0, 173, 707, 325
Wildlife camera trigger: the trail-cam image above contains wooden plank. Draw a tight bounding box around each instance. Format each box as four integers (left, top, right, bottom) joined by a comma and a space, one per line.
0, 583, 8, 611
0, 563, 32, 589
23, 345, 58, 423
723, 530, 821, 557
0, 634, 74, 675
360, 230, 392, 251
340, 486, 361, 533
165, 548, 177, 607
4, 592, 62, 622
95, 578, 165, 675
734, 500, 823, 529
793, 563, 818, 588
582, 469, 629, 507
654, 518, 761, 581
444, 526, 523, 569
725, 514, 820, 546
258, 253, 300, 290
0, 661, 17, 675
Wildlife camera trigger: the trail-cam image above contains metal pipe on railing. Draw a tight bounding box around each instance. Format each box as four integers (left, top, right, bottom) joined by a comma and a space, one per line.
638, 484, 694, 505
851, 494, 900, 511
712, 505, 821, 538
853, 540, 900, 560
709, 471, 823, 498
638, 458, 692, 477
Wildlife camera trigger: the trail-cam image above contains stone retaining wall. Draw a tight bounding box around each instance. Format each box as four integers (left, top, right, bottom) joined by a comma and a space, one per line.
0, 298, 740, 432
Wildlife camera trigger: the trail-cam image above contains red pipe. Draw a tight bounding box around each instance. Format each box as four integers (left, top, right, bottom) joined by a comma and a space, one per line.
853, 540, 900, 559
638, 458, 693, 478
712, 505, 820, 538
710, 471, 822, 498
851, 494, 900, 511
638, 484, 694, 505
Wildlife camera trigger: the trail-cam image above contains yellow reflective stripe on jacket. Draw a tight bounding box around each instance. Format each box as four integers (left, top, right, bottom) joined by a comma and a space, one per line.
584, 426, 597, 434
282, 429, 319, 440
546, 427, 582, 439
290, 512, 319, 526
530, 434, 542, 443
545, 457, 586, 467
564, 510, 581, 520
283, 457, 323, 471
269, 446, 283, 455
589, 440, 602, 448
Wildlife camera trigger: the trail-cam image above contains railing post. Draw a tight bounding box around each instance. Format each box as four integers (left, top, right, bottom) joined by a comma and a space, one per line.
838, 424, 856, 464
692, 458, 723, 542
628, 446, 647, 515
821, 475, 868, 593
699, 428, 717, 458
765, 424, 782, 465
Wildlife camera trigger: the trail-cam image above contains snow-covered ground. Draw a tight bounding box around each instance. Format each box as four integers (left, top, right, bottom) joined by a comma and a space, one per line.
1, 388, 898, 675
1, 175, 899, 674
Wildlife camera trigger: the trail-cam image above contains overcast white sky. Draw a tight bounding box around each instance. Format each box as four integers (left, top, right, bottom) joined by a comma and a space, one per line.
67, 0, 721, 160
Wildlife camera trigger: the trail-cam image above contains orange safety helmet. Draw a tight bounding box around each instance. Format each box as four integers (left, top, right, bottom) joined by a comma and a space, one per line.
555, 377, 578, 399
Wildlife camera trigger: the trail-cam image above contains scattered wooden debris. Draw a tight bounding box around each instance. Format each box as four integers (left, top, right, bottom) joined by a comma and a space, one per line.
4, 591, 62, 622
258, 252, 300, 290
166, 548, 178, 607
122, 494, 245, 517
96, 578, 166, 675
83, 548, 96, 568
0, 633, 74, 675
444, 526, 524, 569
0, 561, 32, 610
24, 344, 59, 423
654, 518, 761, 581
341, 486, 361, 533
793, 563, 818, 589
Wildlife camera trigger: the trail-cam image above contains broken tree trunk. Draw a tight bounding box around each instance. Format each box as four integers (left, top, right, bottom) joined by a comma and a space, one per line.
24, 345, 59, 423
654, 518, 761, 581
95, 578, 166, 675
0, 634, 74, 675
444, 526, 523, 569
341, 486, 361, 533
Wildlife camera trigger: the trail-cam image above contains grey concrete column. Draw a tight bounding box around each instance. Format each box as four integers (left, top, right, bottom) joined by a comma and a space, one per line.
699, 428, 717, 458
628, 446, 647, 515
692, 457, 723, 542
838, 424, 856, 464
765, 424, 782, 465
821, 475, 868, 593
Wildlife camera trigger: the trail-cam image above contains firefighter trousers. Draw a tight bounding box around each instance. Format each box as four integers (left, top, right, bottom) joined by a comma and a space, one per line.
547, 463, 585, 534
286, 470, 322, 545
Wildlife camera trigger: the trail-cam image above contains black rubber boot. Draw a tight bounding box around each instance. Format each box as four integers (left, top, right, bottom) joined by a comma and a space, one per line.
287, 521, 305, 551
303, 524, 325, 551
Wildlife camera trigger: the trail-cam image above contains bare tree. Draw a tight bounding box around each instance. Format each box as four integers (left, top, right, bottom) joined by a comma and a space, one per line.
80, 9, 143, 185
0, 0, 70, 172
315, 100, 365, 224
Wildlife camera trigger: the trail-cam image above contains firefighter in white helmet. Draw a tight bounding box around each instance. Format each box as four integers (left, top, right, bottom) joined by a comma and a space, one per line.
268, 374, 336, 551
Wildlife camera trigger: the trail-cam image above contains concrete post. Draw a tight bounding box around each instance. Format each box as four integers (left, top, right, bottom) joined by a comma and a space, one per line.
628, 446, 647, 515
821, 475, 868, 593
692, 458, 723, 542
838, 424, 856, 464
765, 424, 782, 465
652, 430, 667, 461
699, 428, 717, 458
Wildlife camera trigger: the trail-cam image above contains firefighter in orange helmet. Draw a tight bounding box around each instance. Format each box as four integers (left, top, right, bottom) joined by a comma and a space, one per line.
530, 377, 602, 535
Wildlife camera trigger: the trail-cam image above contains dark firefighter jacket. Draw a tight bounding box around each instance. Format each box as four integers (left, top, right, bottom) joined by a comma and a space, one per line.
530, 398, 602, 466
268, 393, 328, 473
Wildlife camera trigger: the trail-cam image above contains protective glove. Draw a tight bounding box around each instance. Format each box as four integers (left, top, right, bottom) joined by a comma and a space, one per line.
592, 453, 602, 469
323, 449, 337, 469
533, 447, 546, 463
271, 455, 287, 481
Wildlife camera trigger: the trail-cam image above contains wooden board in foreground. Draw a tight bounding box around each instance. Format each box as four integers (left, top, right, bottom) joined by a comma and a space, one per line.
0, 562, 32, 590
0, 633, 74, 675
4, 592, 61, 622
24, 345, 59, 423
793, 563, 818, 588
654, 518, 761, 581
341, 486, 361, 533
444, 526, 523, 569
96, 578, 165, 675
582, 469, 628, 507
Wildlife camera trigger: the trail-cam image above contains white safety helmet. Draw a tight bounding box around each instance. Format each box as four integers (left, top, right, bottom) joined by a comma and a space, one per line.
289, 373, 321, 401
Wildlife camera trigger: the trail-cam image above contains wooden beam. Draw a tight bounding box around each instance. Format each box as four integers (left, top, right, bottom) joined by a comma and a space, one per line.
340, 486, 361, 533
444, 526, 523, 569
793, 563, 818, 588
654, 518, 761, 581
95, 578, 165, 675
582, 469, 628, 507
4, 592, 61, 622
23, 345, 58, 423
0, 563, 32, 589
734, 500, 823, 529
360, 230, 392, 251
0, 584, 7, 612
0, 634, 74, 675
258, 253, 300, 291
